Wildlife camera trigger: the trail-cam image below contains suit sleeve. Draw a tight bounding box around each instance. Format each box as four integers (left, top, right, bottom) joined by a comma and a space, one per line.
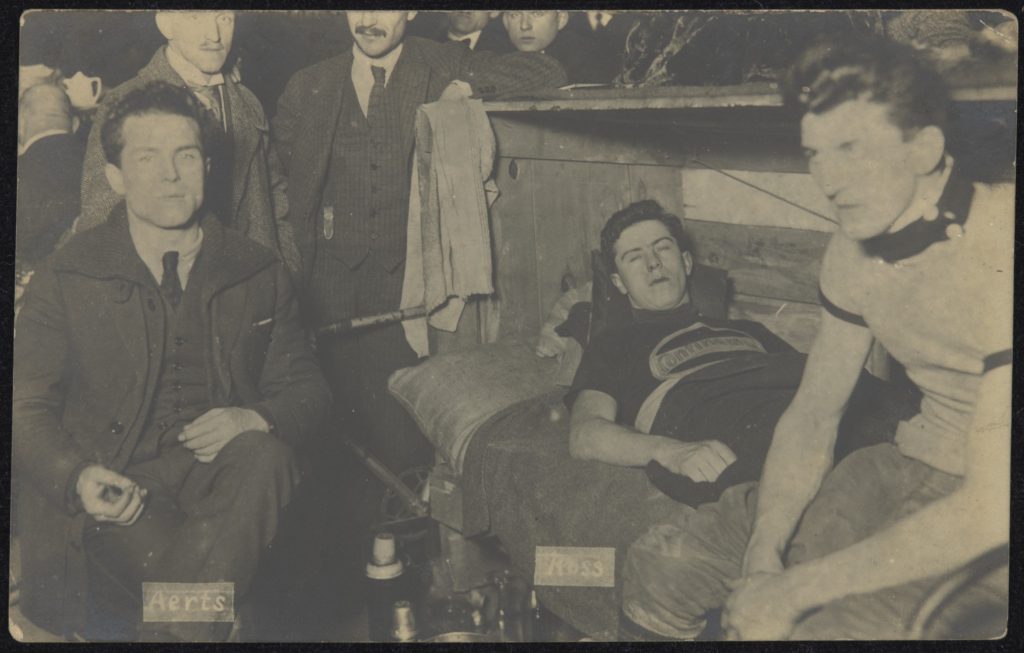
456, 47, 568, 99
246, 264, 331, 447
78, 101, 120, 232
13, 264, 93, 514
270, 70, 307, 174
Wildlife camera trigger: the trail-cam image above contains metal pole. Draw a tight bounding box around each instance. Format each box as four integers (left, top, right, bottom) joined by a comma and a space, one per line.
316, 305, 428, 337
343, 438, 429, 518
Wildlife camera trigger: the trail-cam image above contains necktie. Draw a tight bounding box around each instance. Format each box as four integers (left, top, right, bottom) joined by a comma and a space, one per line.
367, 65, 386, 124
458, 38, 472, 47
192, 84, 225, 131
161, 251, 182, 307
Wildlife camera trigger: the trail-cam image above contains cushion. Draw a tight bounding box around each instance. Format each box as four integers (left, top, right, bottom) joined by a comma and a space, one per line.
388, 341, 560, 474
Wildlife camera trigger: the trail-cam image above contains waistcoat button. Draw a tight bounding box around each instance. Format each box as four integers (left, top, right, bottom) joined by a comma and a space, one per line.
109, 421, 124, 435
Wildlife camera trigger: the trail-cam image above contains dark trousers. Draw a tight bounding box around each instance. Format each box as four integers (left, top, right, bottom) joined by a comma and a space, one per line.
310, 250, 432, 474
82, 431, 299, 641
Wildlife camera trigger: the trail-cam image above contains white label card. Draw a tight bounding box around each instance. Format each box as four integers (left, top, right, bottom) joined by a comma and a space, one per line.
533, 546, 615, 588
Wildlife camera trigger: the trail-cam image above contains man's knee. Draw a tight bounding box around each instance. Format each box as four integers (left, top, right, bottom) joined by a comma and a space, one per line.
621, 525, 724, 639
220, 431, 298, 481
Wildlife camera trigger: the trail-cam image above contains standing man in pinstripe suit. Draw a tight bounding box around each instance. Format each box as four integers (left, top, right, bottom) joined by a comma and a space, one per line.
272, 11, 565, 474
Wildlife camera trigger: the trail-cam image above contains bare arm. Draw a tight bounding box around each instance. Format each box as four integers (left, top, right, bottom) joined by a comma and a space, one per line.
774, 363, 1010, 609
743, 310, 874, 574
570, 389, 737, 481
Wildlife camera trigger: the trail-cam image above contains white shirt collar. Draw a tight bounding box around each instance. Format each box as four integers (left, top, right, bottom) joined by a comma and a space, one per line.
18, 128, 70, 156
351, 42, 404, 118
351, 42, 404, 81
448, 30, 482, 49
128, 219, 205, 289
889, 154, 955, 233
165, 44, 225, 88
588, 11, 613, 30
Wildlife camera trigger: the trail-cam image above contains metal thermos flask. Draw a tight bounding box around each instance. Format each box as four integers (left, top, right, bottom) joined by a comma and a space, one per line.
391, 600, 418, 642
365, 532, 406, 642
524, 589, 545, 642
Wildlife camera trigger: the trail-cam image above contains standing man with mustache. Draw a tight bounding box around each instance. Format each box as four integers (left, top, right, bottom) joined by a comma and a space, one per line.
272, 11, 565, 475
79, 10, 298, 272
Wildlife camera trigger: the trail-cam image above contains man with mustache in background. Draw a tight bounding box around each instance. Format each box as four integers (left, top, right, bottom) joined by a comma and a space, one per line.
425, 10, 514, 53
79, 10, 297, 271
272, 11, 565, 477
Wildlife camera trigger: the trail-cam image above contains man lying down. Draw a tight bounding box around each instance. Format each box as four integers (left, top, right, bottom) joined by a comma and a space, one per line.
566, 199, 908, 508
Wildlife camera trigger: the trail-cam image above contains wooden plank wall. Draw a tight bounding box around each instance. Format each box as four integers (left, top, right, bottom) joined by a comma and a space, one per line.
436, 110, 835, 354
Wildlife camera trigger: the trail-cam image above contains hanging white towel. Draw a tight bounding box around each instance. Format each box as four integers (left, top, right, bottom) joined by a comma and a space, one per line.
401, 99, 499, 357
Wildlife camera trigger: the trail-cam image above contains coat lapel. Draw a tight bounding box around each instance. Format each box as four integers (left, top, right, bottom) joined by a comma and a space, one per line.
390, 41, 431, 157
223, 79, 265, 222
295, 52, 352, 230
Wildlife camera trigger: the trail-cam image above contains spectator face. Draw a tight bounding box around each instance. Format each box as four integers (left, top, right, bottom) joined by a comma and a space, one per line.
503, 10, 568, 53
611, 220, 693, 311
801, 97, 944, 241
156, 11, 236, 75
446, 11, 497, 37
105, 112, 206, 231
347, 11, 417, 59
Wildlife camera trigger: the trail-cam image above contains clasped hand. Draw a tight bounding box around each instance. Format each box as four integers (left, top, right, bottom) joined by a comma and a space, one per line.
653, 439, 737, 483
179, 407, 268, 463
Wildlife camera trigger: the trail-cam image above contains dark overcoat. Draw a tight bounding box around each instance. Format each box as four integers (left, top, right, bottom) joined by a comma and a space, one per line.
12, 206, 329, 636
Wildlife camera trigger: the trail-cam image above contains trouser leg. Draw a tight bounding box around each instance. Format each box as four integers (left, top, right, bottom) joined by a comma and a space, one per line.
784, 444, 973, 640
86, 433, 298, 641
317, 257, 431, 475
621, 481, 759, 639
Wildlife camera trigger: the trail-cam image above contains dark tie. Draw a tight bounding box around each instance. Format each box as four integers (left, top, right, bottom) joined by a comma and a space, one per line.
161, 251, 182, 307
367, 65, 386, 124
192, 84, 225, 130
458, 38, 472, 47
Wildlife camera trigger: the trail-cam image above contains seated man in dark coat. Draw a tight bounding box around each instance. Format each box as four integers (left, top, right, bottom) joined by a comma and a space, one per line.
13, 81, 330, 642
16, 82, 85, 273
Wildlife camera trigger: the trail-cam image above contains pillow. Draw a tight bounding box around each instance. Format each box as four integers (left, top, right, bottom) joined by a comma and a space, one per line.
388, 341, 559, 475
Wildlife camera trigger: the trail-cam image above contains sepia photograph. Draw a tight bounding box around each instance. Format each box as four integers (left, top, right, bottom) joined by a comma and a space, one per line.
9, 6, 1017, 644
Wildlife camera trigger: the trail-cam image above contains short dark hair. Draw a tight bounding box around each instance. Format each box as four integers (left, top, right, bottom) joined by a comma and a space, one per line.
101, 81, 213, 167
782, 35, 950, 138
600, 200, 691, 272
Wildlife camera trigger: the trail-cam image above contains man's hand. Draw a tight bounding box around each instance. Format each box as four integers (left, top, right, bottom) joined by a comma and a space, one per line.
76, 464, 147, 525
179, 407, 268, 463
722, 572, 805, 640
440, 80, 473, 101
653, 440, 737, 483
741, 535, 786, 578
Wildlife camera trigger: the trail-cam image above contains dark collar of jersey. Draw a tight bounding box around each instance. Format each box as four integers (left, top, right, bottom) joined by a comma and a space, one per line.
632, 302, 700, 325
861, 165, 974, 263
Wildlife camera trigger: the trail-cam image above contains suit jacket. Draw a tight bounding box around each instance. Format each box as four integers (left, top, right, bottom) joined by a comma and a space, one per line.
12, 207, 330, 635
545, 29, 609, 85
566, 12, 634, 83
78, 47, 299, 272
426, 21, 515, 54
16, 132, 85, 270
272, 37, 566, 309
